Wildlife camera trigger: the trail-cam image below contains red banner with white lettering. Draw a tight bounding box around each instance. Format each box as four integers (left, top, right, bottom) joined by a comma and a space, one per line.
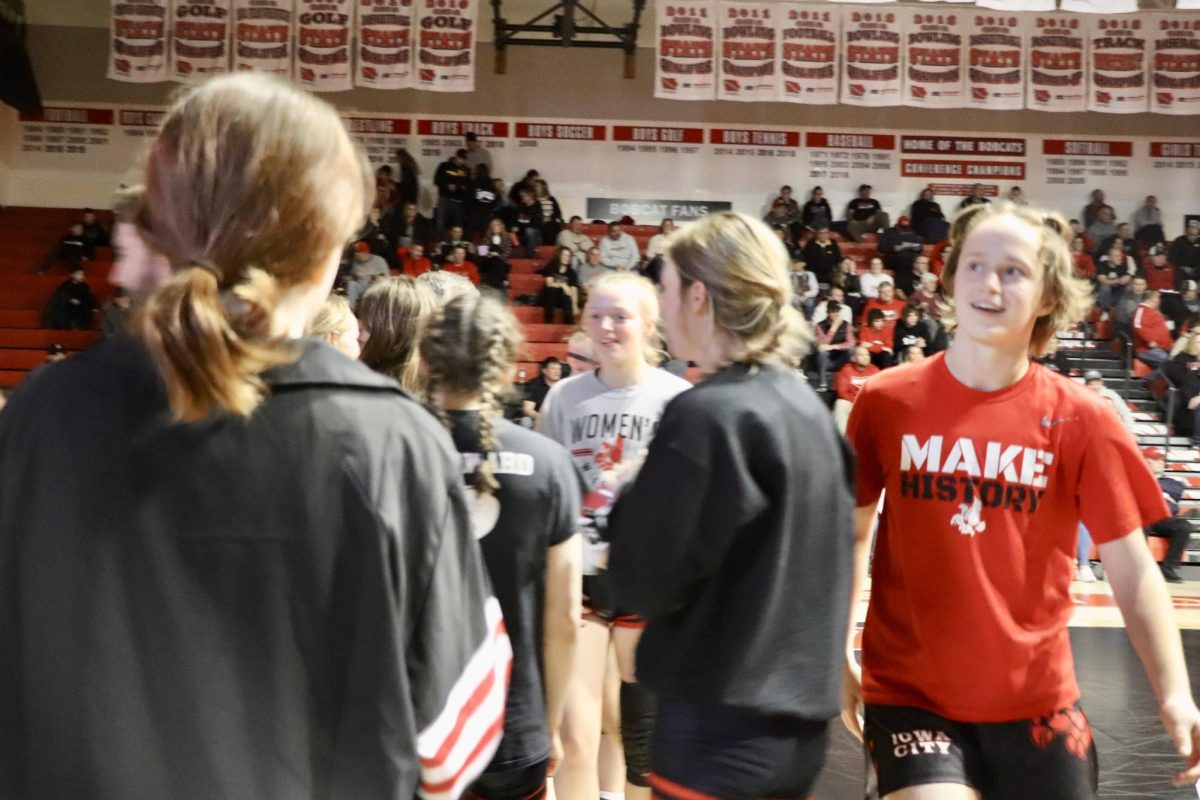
171, 0, 231, 80
903, 10, 964, 108
414, 0, 476, 92
1026, 13, 1087, 112
295, 0, 353, 91
717, 2, 779, 101
1087, 15, 1149, 113
356, 0, 415, 89
232, 0, 293, 78
965, 12, 1026, 111
109, 0, 170, 83
1151, 14, 1200, 115
655, 2, 717, 100
840, 7, 902, 106
779, 6, 839, 105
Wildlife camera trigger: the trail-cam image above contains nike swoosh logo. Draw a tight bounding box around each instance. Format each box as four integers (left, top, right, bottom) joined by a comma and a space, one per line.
1041, 417, 1074, 428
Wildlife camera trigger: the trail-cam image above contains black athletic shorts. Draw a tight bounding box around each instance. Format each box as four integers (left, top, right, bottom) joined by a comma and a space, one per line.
648, 696, 828, 799
464, 759, 548, 800
864, 703, 1098, 800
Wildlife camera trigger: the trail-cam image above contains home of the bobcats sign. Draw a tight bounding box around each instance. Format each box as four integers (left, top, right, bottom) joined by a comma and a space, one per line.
897, 434, 1054, 518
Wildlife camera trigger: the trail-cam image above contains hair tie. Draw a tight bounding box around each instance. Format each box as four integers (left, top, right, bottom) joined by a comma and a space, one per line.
184, 259, 223, 282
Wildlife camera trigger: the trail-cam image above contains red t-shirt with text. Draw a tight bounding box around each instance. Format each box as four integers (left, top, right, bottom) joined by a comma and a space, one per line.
847, 353, 1167, 722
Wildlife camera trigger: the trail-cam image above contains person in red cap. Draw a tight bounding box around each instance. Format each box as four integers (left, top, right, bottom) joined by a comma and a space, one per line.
879, 214, 924, 294
346, 240, 390, 307
1143, 447, 1192, 583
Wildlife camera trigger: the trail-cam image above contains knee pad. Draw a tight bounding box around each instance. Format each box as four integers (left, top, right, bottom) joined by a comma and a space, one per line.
619, 680, 657, 787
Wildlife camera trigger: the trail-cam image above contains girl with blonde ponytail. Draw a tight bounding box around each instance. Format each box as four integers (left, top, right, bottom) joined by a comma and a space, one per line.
605, 211, 856, 800
0, 73, 511, 799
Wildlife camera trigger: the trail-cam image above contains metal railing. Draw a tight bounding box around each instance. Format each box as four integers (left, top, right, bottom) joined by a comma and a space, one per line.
1114, 330, 1133, 398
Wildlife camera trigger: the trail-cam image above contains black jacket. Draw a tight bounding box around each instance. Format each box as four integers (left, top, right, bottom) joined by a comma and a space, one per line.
800, 238, 842, 285
0, 336, 509, 800
608, 363, 855, 720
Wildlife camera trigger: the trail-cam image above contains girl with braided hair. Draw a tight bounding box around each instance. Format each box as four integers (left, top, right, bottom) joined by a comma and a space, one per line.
422, 293, 583, 800
606, 211, 856, 799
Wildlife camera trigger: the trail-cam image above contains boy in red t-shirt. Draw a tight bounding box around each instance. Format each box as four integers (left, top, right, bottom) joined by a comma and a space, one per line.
860, 281, 906, 329
844, 202, 1200, 799
859, 309, 895, 370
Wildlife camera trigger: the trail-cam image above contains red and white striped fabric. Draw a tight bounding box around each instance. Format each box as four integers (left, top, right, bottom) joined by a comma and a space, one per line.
417, 597, 513, 800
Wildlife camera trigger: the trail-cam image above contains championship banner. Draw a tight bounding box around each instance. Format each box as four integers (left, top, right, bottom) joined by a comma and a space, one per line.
655, 2, 717, 100
109, 0, 170, 83
356, 0, 415, 89
1087, 15, 1149, 113
1026, 13, 1087, 112
717, 2, 778, 101
170, 0, 231, 80
964, 12, 1026, 111
295, 0, 352, 91
1151, 14, 1200, 115
232, 0, 292, 78
414, 0, 476, 92
779, 5, 839, 105
903, 10, 964, 108
840, 8, 902, 106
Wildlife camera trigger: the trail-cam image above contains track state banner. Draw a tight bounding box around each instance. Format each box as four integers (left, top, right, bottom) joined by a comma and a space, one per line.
356, 0, 415, 88
718, 2, 779, 101
965, 11, 1027, 110
414, 0, 476, 92
232, 0, 293, 78
109, 0, 170, 82
779, 5, 839, 104
1150, 14, 1200, 115
170, 0, 231, 80
295, 0, 353, 91
1026, 13, 1087, 111
1087, 14, 1149, 113
903, 9, 965, 108
655, 2, 717, 100
840, 7, 902, 106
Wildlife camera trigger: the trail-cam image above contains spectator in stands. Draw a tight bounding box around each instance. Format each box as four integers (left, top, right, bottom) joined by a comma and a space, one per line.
814, 300, 855, 389
1096, 243, 1137, 309
463, 130, 492, 174
789, 260, 819, 316
1170, 220, 1200, 285
395, 147, 420, 209
346, 241, 390, 307
535, 179, 565, 246
1115, 275, 1149, 332
478, 217, 516, 290
1083, 370, 1135, 432
833, 345, 879, 432
373, 164, 399, 211
1086, 205, 1119, 254
643, 218, 676, 285
306, 294, 361, 360
1132, 290, 1174, 368
1144, 244, 1175, 292
540, 246, 580, 325
399, 242, 432, 278
845, 184, 889, 243
812, 285, 854, 329
893, 304, 946, 357
911, 187, 948, 243
599, 221, 640, 272
764, 204, 797, 246
360, 207, 395, 268
862, 280, 904, 328
1069, 218, 1094, 254
436, 224, 474, 264
443, 244, 480, 286
521, 356, 563, 424
37, 222, 89, 274
358, 276, 436, 393
1098, 222, 1137, 264
1133, 195, 1165, 246
1143, 447, 1191, 583
1167, 331, 1200, 445
467, 163, 501, 238
508, 187, 544, 255
1071, 236, 1096, 280
771, 224, 802, 261
859, 309, 894, 370
831, 256, 863, 309
579, 246, 605, 286
958, 184, 990, 211
901, 345, 927, 364
42, 267, 96, 330
769, 185, 802, 235
390, 202, 432, 252
1007, 186, 1027, 205
433, 148, 470, 234
1169, 280, 1200, 333
908, 272, 942, 320
557, 216, 594, 263
801, 186, 833, 231
800, 225, 841, 288
1083, 188, 1112, 228
100, 287, 132, 338
508, 169, 540, 206
859, 257, 890, 299
80, 208, 110, 250
912, 253, 932, 283
878, 215, 923, 294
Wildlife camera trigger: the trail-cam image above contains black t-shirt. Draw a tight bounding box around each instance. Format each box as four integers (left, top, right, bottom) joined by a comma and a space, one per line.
847, 197, 882, 221
447, 411, 581, 770
524, 375, 557, 411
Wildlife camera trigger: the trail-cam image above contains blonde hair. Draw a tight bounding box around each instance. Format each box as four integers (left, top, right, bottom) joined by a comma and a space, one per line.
585, 272, 663, 365
420, 294, 524, 496
134, 73, 371, 422
358, 276, 435, 393
1171, 329, 1200, 358
666, 211, 811, 367
306, 294, 356, 343
941, 202, 1092, 356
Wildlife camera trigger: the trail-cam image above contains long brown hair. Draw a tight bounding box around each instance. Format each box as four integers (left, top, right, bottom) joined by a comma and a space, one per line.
134, 73, 371, 422
358, 276, 436, 393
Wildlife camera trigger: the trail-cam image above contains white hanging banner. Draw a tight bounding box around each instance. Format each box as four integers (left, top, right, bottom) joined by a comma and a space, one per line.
655, 2, 718, 100
1087, 14, 1149, 112
903, 9, 964, 108
109, 0, 170, 82
779, 5, 840, 104
1178, 0, 1200, 10
717, 2, 780, 101
1061, 0, 1137, 13
964, 11, 1026, 110
840, 7, 902, 106
976, 0, 1053, 11
356, 0, 415, 88
295, 0, 353, 91
170, 0, 231, 80
232, 0, 293, 78
1027, 13, 1087, 112
1151, 14, 1200, 114
414, 0, 477, 91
